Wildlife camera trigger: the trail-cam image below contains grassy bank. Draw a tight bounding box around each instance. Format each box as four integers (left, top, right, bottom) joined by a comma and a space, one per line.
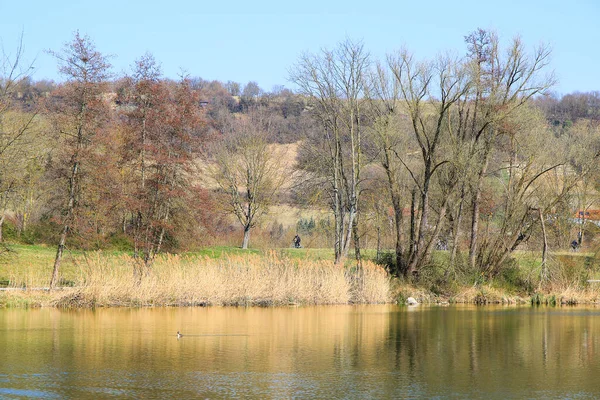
391, 250, 600, 306
2, 244, 600, 308
0, 250, 390, 308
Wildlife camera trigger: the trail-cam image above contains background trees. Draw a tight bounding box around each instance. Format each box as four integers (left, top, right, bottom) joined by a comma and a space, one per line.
1, 29, 599, 290
0, 33, 45, 243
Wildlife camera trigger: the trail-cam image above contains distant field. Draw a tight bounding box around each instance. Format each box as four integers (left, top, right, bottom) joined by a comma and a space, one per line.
260, 204, 331, 229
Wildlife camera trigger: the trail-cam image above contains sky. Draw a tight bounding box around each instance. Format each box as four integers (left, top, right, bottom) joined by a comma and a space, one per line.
1, 0, 598, 95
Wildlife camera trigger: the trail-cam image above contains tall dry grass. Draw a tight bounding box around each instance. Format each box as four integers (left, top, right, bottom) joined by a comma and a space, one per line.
54, 252, 390, 307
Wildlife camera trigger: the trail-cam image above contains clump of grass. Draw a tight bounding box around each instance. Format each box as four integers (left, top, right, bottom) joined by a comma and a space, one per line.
53, 251, 390, 308
533, 255, 600, 304
0, 290, 63, 308
531, 292, 544, 305
450, 284, 526, 305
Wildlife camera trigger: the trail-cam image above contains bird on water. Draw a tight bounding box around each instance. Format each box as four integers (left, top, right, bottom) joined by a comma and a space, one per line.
177, 331, 183, 339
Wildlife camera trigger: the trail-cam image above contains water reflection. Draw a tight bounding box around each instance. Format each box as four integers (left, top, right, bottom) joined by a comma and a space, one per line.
1, 305, 599, 398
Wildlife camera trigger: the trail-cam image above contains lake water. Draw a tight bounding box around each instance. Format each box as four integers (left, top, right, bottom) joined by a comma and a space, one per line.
1, 305, 599, 399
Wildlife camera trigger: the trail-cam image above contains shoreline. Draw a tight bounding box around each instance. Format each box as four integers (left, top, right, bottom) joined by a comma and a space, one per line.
2, 283, 599, 308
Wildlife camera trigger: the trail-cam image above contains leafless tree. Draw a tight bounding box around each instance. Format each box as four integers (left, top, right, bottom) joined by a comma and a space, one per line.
290, 38, 370, 265
382, 50, 469, 276
210, 112, 285, 249
457, 29, 555, 271
0, 32, 43, 242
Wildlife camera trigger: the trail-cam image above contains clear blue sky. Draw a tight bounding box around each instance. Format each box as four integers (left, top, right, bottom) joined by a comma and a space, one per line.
1, 0, 598, 95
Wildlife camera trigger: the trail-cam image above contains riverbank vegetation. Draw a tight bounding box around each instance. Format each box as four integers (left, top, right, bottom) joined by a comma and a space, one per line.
1, 29, 600, 307
1, 246, 600, 308
0, 249, 389, 307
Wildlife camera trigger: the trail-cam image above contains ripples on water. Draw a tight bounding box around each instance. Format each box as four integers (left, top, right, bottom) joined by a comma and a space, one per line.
1, 305, 599, 399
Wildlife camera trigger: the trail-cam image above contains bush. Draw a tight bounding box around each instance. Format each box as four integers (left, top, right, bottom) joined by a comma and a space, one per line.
107, 233, 134, 251
497, 258, 534, 293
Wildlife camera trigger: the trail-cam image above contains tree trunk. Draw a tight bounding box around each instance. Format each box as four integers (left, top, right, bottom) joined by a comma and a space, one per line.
539, 208, 549, 283
50, 224, 68, 289
578, 209, 585, 247
394, 208, 404, 275
342, 208, 355, 258
50, 159, 79, 290
382, 146, 405, 276
156, 230, 166, 259
408, 165, 432, 275
449, 189, 465, 270
376, 226, 381, 263
420, 202, 448, 266
407, 188, 417, 277
352, 214, 362, 268
16, 213, 22, 238
410, 197, 449, 272
242, 225, 250, 249
153, 204, 171, 261
333, 136, 344, 264
469, 147, 490, 271
0, 214, 4, 242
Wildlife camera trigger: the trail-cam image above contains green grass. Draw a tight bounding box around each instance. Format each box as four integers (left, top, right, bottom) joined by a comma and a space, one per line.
184, 246, 343, 262
186, 246, 262, 258
0, 244, 81, 287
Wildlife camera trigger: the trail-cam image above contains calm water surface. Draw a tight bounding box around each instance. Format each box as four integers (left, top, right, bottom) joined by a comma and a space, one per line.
1, 305, 599, 399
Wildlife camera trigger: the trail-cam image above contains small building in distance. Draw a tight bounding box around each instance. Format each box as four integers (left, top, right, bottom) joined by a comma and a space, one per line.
574, 209, 600, 226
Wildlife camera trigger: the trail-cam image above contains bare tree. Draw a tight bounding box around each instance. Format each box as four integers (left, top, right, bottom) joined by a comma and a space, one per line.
120, 52, 167, 272
384, 50, 469, 276
210, 112, 284, 249
290, 38, 370, 265
365, 30, 556, 278
0, 32, 43, 242
366, 61, 412, 275
458, 29, 555, 272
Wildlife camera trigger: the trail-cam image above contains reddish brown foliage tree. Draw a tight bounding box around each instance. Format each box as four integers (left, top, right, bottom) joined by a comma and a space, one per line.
47, 31, 112, 288
120, 58, 206, 272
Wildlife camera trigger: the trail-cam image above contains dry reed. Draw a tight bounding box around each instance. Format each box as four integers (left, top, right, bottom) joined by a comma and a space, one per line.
53, 252, 390, 307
